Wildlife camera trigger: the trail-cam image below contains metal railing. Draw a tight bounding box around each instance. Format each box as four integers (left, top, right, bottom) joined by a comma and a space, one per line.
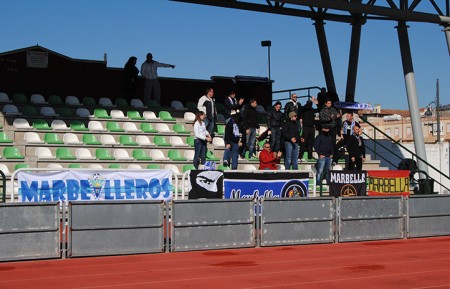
360, 116, 450, 193
272, 86, 321, 104
0, 170, 5, 203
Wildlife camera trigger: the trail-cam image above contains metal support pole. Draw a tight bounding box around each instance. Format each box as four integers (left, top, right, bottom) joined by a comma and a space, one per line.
268, 45, 271, 82
436, 79, 441, 144
314, 19, 337, 93
345, 18, 362, 102
396, 21, 429, 176
444, 26, 450, 56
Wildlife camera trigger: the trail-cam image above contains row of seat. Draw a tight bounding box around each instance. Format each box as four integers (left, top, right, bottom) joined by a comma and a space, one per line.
11, 118, 198, 134
1, 146, 221, 162
19, 132, 227, 147
2, 104, 178, 120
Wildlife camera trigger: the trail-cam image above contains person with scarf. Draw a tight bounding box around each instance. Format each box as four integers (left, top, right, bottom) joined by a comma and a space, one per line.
347, 123, 366, 170
314, 124, 334, 185
333, 111, 359, 167
223, 91, 244, 124
197, 87, 217, 138
282, 111, 301, 170
223, 114, 242, 169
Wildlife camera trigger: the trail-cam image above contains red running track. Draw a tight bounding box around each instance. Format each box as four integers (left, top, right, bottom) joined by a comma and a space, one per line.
2, 236, 450, 289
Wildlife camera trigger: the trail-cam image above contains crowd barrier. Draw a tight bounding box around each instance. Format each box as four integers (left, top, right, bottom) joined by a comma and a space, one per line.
3, 195, 450, 262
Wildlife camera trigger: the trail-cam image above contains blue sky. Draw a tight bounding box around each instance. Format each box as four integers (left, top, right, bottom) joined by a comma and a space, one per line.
1, 0, 448, 109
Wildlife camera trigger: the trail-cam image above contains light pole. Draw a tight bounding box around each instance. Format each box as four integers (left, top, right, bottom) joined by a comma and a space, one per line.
424, 79, 441, 144
261, 40, 271, 82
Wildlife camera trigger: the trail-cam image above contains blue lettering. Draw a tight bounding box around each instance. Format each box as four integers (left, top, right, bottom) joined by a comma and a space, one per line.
80, 180, 90, 200
148, 178, 161, 198
52, 180, 66, 201
161, 178, 172, 198
20, 181, 39, 202
135, 179, 148, 199
124, 179, 134, 199
103, 180, 114, 200
40, 181, 52, 202
114, 180, 124, 199
67, 179, 79, 200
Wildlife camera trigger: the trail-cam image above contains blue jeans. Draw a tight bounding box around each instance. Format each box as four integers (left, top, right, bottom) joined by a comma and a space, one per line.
284, 141, 299, 170
204, 118, 215, 138
269, 127, 281, 152
243, 128, 256, 158
223, 142, 239, 169
193, 139, 207, 169
316, 156, 332, 184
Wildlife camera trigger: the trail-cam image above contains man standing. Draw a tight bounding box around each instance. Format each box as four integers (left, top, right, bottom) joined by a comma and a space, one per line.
140, 53, 175, 104
267, 101, 284, 152
347, 123, 366, 170
299, 96, 319, 161
319, 98, 341, 143
223, 114, 242, 169
314, 125, 334, 186
282, 111, 301, 170
241, 98, 259, 159
284, 93, 302, 121
223, 90, 244, 123
197, 88, 217, 138
333, 111, 359, 167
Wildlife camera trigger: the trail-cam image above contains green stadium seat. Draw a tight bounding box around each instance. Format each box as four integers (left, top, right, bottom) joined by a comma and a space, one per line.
15, 163, 30, 170
115, 98, 129, 108
217, 164, 230, 171
68, 163, 83, 169
109, 164, 122, 169
33, 120, 52, 130
0, 132, 13, 143
23, 105, 39, 116
82, 96, 97, 106
94, 108, 112, 119
186, 136, 195, 147
12, 93, 27, 103
158, 111, 176, 121
182, 164, 196, 172
44, 133, 64, 144
133, 149, 152, 161
147, 164, 160, 169
96, 148, 115, 160
168, 149, 187, 161
82, 134, 101, 145
56, 147, 76, 160
186, 101, 197, 112
3, 147, 25, 159
48, 95, 64, 105
140, 123, 158, 133
206, 150, 220, 161
119, 135, 138, 146
173, 123, 190, 134
153, 136, 171, 147
245, 151, 258, 160
147, 99, 161, 109
216, 124, 225, 136
127, 110, 144, 120
55, 107, 74, 117
70, 121, 89, 131
106, 121, 125, 132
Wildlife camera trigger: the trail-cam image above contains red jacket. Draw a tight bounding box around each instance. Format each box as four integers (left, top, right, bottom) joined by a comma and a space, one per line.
259, 149, 279, 170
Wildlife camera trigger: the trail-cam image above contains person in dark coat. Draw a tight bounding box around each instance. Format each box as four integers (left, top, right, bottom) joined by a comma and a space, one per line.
241, 99, 259, 159
223, 114, 242, 169
347, 123, 366, 170
282, 111, 301, 170
122, 56, 139, 98
284, 93, 302, 121
299, 96, 319, 161
267, 101, 284, 152
314, 124, 334, 185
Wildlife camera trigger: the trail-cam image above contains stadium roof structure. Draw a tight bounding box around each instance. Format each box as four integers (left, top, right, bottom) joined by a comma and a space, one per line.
172, 0, 450, 177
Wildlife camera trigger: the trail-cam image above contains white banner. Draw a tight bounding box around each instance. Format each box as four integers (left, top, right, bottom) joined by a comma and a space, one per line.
17, 170, 173, 202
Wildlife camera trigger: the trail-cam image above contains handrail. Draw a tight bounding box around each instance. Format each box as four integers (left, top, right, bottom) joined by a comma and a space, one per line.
272, 86, 321, 104
361, 116, 450, 192
0, 170, 5, 203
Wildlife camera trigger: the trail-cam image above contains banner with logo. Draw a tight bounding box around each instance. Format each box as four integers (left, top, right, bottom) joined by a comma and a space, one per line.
17, 170, 173, 202
188, 170, 223, 199
329, 170, 367, 197
223, 172, 309, 200
367, 170, 410, 196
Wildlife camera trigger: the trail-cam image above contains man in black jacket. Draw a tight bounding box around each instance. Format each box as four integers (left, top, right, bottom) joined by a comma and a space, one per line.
223, 91, 244, 123
241, 99, 259, 159
314, 125, 334, 185
347, 123, 365, 170
267, 101, 284, 152
284, 93, 302, 121
223, 114, 242, 169
282, 111, 301, 170
299, 96, 319, 161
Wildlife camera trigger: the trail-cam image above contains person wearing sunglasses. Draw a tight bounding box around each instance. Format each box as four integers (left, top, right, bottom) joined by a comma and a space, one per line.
259, 141, 282, 170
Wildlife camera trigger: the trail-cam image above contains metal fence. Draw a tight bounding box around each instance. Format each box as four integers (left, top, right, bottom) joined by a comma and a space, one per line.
2, 196, 450, 262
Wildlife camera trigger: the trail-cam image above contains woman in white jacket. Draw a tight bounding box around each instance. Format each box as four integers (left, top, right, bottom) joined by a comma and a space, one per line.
193, 111, 212, 169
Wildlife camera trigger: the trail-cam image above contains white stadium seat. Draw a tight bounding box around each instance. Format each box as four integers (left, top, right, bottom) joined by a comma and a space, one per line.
99, 97, 115, 107
88, 121, 107, 132
51, 119, 71, 131
30, 94, 47, 104
136, 135, 154, 146
63, 133, 83, 145
123, 122, 141, 133
35, 147, 56, 160
100, 134, 119, 145
143, 111, 159, 120
76, 108, 92, 118
75, 148, 96, 160
130, 98, 146, 108
13, 118, 32, 129
156, 123, 173, 133
170, 136, 188, 147
184, 112, 195, 122
114, 148, 134, 161
3, 104, 21, 116
24, 132, 44, 144
40, 106, 58, 117
65, 95, 81, 106
110, 109, 128, 119
150, 149, 169, 161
